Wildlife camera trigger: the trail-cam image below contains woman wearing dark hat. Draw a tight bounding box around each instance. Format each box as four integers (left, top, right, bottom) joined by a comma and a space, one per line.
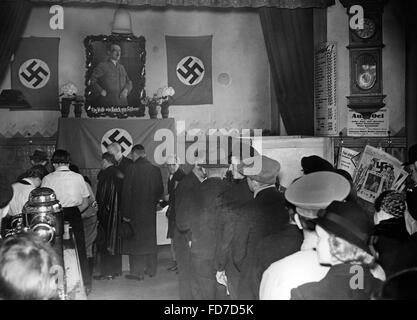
372, 191, 410, 276
291, 201, 383, 300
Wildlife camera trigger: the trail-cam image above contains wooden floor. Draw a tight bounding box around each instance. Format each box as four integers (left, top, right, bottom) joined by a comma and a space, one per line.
88, 245, 179, 300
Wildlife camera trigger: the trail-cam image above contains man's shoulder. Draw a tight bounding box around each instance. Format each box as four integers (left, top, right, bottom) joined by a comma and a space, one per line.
268, 250, 320, 271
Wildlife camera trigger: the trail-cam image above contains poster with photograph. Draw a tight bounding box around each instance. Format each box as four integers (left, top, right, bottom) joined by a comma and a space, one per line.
337, 147, 360, 178
353, 145, 408, 203
84, 34, 146, 118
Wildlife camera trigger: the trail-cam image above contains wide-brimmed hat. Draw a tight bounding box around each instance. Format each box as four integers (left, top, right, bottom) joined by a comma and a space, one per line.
315, 200, 374, 254
403, 144, 417, 166
29, 149, 48, 162
285, 171, 351, 217
237, 155, 280, 184
301, 155, 334, 174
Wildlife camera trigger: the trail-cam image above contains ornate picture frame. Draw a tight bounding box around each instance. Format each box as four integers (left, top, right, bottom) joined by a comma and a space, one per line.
84, 34, 146, 118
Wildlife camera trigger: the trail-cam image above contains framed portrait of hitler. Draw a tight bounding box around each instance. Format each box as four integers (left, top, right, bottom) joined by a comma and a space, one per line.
84, 34, 146, 118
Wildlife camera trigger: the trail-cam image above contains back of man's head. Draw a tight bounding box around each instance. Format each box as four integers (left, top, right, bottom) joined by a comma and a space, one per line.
132, 144, 146, 158
51, 150, 71, 165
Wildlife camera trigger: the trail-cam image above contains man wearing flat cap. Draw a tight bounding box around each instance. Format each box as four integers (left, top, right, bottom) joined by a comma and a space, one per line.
232, 155, 289, 299
186, 146, 233, 299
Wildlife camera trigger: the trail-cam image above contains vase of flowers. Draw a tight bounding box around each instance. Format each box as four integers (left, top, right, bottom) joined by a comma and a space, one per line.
141, 87, 175, 119
159, 87, 175, 119
60, 83, 84, 118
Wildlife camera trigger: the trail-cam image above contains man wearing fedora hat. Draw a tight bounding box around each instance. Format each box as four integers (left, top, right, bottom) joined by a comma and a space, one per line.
186, 146, 233, 299
232, 155, 289, 299
291, 201, 383, 300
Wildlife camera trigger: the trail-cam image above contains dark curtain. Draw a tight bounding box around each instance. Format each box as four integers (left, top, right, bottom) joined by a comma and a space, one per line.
259, 8, 315, 136
0, 0, 32, 85
405, 0, 417, 147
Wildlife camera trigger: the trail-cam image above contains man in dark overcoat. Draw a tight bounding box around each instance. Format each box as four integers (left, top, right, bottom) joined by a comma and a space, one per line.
231, 155, 289, 299
122, 144, 164, 280
174, 162, 206, 299
187, 147, 235, 300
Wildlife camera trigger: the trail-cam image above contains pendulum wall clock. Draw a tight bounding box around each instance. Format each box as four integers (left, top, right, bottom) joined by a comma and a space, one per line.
340, 0, 388, 118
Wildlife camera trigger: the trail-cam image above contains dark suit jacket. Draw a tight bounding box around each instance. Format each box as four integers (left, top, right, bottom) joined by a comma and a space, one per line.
238, 224, 303, 300
291, 264, 382, 300
174, 170, 202, 238
373, 217, 410, 276
232, 186, 289, 271
189, 178, 231, 265
117, 156, 133, 176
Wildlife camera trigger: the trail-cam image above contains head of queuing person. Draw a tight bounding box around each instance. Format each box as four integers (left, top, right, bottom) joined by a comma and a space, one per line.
289, 200, 382, 300
301, 155, 334, 175
41, 149, 92, 294
287, 171, 352, 251
8, 165, 47, 218
0, 232, 59, 300
107, 142, 133, 176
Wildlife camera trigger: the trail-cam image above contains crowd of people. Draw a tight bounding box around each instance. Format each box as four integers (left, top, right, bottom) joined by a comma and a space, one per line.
0, 141, 416, 300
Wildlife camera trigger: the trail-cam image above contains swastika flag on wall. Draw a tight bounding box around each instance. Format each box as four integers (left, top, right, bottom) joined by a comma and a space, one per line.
11, 37, 59, 109
166, 35, 212, 105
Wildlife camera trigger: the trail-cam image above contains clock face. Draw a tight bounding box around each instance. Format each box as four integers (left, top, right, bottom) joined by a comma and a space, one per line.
356, 54, 377, 90
355, 18, 376, 39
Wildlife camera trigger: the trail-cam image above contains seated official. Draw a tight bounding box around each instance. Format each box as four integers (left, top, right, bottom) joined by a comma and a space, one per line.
0, 233, 59, 300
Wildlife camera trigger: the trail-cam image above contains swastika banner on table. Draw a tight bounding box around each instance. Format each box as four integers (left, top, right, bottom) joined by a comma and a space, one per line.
11, 37, 60, 109
57, 118, 176, 169
166, 35, 212, 105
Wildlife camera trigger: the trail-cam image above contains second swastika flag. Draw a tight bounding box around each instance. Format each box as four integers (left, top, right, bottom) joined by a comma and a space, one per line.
166, 35, 212, 105
11, 37, 59, 109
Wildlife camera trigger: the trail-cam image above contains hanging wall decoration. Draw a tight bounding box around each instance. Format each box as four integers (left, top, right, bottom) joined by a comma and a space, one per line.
84, 34, 146, 118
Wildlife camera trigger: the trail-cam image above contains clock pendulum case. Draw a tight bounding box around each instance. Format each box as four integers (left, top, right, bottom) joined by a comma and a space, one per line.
340, 0, 388, 118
